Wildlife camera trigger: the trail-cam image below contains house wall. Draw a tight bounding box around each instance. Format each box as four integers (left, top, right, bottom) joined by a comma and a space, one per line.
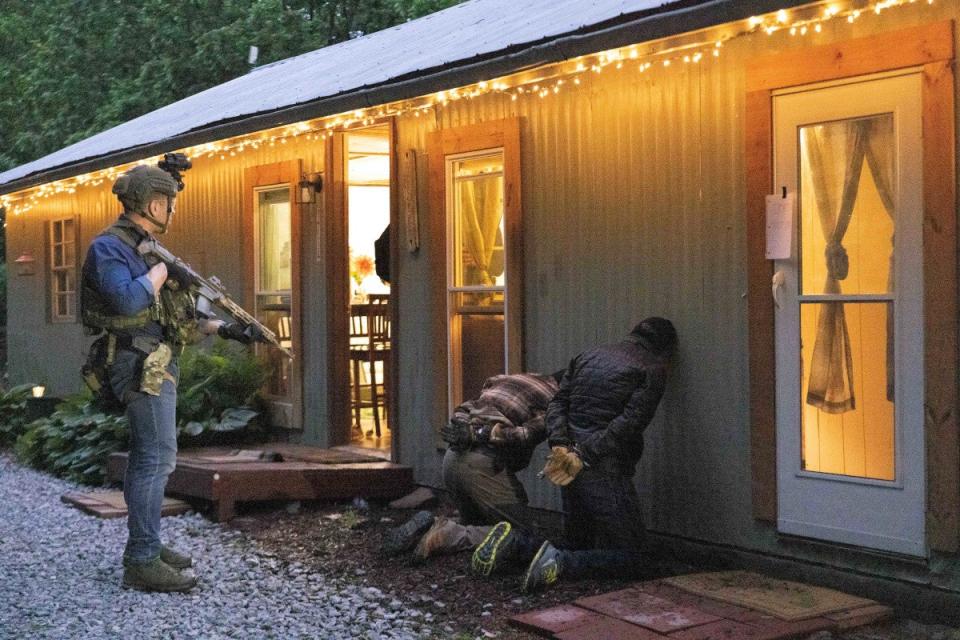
6, 138, 329, 443
6, 0, 959, 590
391, 0, 960, 574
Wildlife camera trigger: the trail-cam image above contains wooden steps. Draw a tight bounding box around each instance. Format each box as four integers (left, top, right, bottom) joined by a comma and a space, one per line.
107, 444, 413, 521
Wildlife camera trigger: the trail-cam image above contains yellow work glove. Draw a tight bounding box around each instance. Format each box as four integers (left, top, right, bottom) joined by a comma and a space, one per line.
541, 446, 583, 487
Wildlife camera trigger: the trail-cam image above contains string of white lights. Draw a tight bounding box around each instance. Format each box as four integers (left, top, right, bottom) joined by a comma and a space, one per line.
0, 0, 936, 216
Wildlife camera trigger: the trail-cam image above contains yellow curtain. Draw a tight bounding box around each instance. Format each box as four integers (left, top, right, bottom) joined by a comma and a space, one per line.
460, 178, 504, 286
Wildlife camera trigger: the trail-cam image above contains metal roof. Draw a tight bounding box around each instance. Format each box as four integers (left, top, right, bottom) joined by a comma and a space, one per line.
0, 0, 794, 193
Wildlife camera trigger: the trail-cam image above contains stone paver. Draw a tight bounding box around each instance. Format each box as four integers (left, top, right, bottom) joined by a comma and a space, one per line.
511, 577, 891, 640
510, 605, 609, 637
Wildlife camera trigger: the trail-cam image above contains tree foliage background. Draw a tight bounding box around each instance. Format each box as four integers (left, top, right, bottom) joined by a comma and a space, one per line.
0, 0, 462, 173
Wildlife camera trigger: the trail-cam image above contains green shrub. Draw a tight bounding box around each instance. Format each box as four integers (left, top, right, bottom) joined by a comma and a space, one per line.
0, 383, 39, 447
176, 338, 269, 445
14, 340, 270, 485
15, 394, 128, 485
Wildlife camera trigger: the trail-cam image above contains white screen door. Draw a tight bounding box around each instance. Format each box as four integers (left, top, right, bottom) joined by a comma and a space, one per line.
773, 72, 925, 556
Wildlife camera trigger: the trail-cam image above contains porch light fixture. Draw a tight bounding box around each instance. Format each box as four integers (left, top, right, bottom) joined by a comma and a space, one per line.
297, 173, 323, 204
14, 251, 36, 276
32, 385, 45, 398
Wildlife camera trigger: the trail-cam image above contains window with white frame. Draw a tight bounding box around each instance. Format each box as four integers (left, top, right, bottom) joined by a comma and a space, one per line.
49, 218, 77, 322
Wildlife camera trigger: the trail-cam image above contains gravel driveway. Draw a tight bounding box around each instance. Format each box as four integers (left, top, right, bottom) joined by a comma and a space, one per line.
0, 455, 429, 640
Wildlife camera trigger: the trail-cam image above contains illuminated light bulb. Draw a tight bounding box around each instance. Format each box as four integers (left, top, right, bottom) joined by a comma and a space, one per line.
776, 9, 788, 23
748, 16, 763, 27
663, 59, 671, 67
713, 49, 720, 57
800, 25, 808, 35
616, 62, 623, 69
479, 81, 488, 89
574, 77, 581, 84
684, 55, 691, 62
790, 26, 798, 35
765, 26, 777, 35
848, 15, 855, 22
629, 49, 638, 59
814, 23, 822, 32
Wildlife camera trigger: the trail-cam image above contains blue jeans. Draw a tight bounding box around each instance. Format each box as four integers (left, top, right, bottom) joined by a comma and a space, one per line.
557, 467, 647, 579
122, 370, 178, 565
508, 467, 648, 578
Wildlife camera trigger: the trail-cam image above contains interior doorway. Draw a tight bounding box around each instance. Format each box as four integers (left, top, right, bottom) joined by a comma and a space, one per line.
344, 125, 393, 453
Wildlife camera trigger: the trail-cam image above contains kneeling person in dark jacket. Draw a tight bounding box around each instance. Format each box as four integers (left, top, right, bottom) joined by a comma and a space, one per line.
471, 317, 677, 592
384, 372, 561, 560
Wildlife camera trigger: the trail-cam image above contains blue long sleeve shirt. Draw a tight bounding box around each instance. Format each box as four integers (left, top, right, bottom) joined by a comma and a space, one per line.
81, 221, 165, 341
83, 234, 155, 316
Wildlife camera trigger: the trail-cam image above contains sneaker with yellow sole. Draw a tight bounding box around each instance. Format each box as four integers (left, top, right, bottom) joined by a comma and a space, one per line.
521, 540, 563, 593
471, 521, 519, 577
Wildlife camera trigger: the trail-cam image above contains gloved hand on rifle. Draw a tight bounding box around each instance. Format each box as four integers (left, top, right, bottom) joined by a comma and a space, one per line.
218, 321, 265, 345
541, 445, 584, 487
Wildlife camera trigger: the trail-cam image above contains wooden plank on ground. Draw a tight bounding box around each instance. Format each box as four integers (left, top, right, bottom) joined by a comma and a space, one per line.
61, 491, 191, 519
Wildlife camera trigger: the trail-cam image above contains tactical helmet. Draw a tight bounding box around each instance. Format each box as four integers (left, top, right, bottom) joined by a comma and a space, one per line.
112, 165, 178, 214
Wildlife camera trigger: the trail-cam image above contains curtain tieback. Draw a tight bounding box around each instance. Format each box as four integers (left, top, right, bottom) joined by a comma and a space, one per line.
825, 240, 849, 280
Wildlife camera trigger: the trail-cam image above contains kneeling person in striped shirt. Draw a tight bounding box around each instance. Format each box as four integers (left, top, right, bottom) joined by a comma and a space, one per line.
383, 371, 562, 560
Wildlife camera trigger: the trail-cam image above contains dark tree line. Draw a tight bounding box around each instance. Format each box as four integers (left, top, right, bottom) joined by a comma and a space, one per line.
0, 0, 461, 172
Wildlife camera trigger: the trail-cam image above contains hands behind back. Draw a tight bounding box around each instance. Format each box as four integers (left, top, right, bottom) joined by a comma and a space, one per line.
541, 446, 583, 487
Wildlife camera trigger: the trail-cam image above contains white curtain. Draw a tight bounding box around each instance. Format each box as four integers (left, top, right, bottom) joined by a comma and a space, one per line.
803, 117, 895, 413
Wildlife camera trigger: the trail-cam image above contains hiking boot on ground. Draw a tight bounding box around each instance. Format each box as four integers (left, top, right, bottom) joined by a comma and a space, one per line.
413, 516, 461, 560
382, 510, 434, 556
521, 540, 563, 594
471, 521, 520, 577
122, 557, 197, 593
160, 545, 192, 570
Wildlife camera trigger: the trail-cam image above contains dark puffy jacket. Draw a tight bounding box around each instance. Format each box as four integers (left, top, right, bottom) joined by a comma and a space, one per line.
546, 334, 670, 476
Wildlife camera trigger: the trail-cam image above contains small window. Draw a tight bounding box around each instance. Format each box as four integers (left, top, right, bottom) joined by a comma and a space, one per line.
49, 218, 77, 322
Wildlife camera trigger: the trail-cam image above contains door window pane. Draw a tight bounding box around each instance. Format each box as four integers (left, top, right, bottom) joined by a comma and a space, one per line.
799, 115, 895, 296
257, 188, 292, 293
447, 150, 507, 408
255, 187, 292, 398
452, 155, 505, 288
800, 302, 895, 480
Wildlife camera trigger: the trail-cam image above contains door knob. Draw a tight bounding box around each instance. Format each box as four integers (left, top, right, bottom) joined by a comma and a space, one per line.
772, 270, 786, 309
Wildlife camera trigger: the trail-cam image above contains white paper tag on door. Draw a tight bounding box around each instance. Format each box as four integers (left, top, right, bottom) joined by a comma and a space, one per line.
765, 192, 795, 260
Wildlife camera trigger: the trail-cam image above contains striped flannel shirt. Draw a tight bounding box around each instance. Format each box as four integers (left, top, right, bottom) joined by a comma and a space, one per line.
453, 373, 559, 451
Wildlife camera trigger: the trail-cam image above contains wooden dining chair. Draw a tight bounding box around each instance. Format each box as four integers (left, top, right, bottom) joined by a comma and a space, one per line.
349, 297, 391, 436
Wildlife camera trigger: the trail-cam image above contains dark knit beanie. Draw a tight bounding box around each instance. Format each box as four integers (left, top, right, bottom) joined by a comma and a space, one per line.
630, 317, 677, 355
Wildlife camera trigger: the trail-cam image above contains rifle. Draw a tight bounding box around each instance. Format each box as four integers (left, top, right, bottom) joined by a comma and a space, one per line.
137, 238, 293, 359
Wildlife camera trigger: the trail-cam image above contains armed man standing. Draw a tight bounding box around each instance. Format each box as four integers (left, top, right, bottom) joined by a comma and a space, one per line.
81, 161, 260, 593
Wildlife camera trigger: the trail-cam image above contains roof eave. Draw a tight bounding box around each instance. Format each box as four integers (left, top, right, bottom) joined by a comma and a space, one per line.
0, 0, 803, 196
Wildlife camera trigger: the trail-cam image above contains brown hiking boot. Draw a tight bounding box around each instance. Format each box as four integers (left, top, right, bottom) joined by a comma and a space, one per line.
382, 510, 435, 556
160, 545, 192, 570
413, 516, 461, 560
122, 557, 197, 593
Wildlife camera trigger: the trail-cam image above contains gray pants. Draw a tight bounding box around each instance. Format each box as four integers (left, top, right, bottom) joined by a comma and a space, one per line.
439, 448, 533, 552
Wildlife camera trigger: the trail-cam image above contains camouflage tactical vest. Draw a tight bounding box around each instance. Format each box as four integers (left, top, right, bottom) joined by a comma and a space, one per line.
80, 218, 202, 347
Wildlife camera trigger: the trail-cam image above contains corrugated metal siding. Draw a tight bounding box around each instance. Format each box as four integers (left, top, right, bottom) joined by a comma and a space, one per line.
391, 1, 957, 550
7, 139, 327, 441
8, 0, 955, 557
